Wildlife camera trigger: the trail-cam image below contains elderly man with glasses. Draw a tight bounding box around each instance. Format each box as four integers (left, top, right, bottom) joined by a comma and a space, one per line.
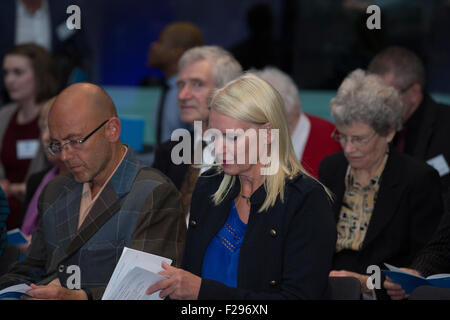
0, 83, 186, 300
318, 69, 444, 300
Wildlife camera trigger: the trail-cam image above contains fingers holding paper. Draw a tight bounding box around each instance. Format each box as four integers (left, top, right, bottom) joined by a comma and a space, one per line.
146, 261, 201, 300
23, 284, 88, 300
384, 276, 409, 300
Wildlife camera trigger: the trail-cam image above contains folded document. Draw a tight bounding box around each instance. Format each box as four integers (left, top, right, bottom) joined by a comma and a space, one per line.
102, 247, 172, 300
0, 284, 31, 299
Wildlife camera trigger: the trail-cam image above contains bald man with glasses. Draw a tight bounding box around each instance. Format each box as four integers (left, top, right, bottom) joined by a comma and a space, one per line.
0, 83, 186, 300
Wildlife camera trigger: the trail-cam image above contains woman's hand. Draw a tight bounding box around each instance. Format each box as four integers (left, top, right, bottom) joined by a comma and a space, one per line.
7, 182, 26, 200
0, 179, 11, 196
329, 270, 372, 294
146, 262, 201, 300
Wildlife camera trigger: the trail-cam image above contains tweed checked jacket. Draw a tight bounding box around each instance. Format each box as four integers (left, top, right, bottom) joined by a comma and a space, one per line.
0, 148, 186, 299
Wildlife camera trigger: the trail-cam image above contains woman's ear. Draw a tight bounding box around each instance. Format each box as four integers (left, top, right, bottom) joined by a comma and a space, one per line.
386, 128, 396, 144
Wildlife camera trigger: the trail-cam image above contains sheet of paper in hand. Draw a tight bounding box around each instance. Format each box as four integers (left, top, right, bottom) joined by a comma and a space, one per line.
0, 284, 31, 300
102, 247, 172, 300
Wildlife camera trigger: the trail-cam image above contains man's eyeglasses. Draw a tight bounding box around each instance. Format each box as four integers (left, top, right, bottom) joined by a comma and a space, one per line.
331, 129, 377, 148
48, 119, 109, 156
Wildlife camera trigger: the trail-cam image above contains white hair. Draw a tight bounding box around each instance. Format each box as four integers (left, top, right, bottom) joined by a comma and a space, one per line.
178, 45, 242, 88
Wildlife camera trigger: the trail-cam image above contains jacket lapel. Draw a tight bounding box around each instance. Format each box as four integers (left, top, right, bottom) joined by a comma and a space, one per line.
411, 96, 437, 159
51, 148, 144, 269
361, 150, 403, 248
327, 155, 348, 221
54, 180, 82, 250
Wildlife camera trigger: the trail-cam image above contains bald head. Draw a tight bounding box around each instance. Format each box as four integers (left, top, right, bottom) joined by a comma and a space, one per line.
51, 83, 117, 121
147, 22, 204, 77
48, 83, 123, 189
163, 22, 204, 51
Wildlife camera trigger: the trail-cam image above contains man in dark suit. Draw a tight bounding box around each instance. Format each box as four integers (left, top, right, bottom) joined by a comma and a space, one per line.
384, 210, 450, 300
152, 46, 242, 221
368, 46, 450, 208
0, 83, 186, 300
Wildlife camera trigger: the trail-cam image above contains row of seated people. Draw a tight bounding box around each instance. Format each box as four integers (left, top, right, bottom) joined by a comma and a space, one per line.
0, 42, 449, 299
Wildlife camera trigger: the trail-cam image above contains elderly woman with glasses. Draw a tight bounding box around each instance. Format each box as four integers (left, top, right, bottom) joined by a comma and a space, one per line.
318, 69, 444, 299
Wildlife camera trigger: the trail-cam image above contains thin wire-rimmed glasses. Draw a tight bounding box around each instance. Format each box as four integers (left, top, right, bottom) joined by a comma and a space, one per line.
331, 128, 377, 148
47, 119, 109, 156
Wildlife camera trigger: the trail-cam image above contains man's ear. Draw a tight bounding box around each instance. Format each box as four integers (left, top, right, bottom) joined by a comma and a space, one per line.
409, 83, 423, 107
106, 117, 121, 142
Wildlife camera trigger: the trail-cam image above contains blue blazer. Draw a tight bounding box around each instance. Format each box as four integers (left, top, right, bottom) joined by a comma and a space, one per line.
183, 170, 337, 299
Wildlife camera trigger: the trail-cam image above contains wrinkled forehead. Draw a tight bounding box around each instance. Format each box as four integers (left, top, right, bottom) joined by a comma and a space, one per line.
178, 59, 214, 82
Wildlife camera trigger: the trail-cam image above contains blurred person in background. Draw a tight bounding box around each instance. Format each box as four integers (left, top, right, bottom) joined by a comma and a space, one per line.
252, 67, 341, 178
17, 96, 69, 253
147, 22, 204, 146
0, 43, 58, 230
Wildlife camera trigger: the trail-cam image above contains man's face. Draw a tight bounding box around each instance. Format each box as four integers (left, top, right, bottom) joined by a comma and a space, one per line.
177, 59, 216, 125
381, 73, 416, 123
147, 27, 174, 69
48, 105, 111, 184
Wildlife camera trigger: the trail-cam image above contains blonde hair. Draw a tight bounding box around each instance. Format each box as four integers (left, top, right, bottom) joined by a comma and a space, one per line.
208, 73, 313, 212
39, 96, 56, 129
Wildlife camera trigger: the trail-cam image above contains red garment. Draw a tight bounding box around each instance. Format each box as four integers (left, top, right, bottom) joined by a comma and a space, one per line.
1, 110, 40, 229
301, 114, 342, 178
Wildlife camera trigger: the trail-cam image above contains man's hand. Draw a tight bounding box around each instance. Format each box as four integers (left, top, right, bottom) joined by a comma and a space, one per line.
24, 284, 88, 300
146, 261, 201, 300
383, 267, 421, 300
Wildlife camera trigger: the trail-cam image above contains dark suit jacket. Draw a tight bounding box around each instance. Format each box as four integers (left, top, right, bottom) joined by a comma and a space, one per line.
411, 209, 450, 276
182, 170, 337, 299
0, 0, 93, 101
152, 131, 195, 190
318, 148, 444, 275
0, 148, 186, 300
402, 95, 450, 208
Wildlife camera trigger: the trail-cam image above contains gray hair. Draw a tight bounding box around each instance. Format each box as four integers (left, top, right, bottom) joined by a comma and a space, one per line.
250, 67, 301, 116
368, 46, 425, 90
178, 45, 242, 88
330, 69, 402, 136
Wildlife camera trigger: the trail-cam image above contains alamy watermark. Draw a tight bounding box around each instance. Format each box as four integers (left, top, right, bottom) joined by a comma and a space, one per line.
66, 5, 81, 30
59, 264, 81, 290
366, 265, 381, 290
170, 121, 280, 176
366, 5, 381, 30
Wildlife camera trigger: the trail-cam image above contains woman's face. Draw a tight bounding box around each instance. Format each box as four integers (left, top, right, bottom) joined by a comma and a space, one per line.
208, 109, 270, 177
335, 122, 394, 171
3, 54, 36, 103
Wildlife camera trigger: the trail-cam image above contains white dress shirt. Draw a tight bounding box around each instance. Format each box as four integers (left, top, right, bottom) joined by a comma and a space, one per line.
15, 0, 52, 51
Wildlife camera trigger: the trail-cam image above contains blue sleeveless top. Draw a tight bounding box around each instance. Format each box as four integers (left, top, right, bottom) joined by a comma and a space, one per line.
201, 200, 247, 287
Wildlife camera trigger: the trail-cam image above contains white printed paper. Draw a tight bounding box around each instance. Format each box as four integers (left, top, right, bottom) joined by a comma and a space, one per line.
108, 266, 166, 300
102, 247, 172, 300
427, 154, 450, 177
0, 284, 31, 299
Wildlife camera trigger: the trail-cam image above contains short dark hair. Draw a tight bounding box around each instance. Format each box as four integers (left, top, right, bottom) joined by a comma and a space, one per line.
368, 46, 425, 90
5, 43, 59, 103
